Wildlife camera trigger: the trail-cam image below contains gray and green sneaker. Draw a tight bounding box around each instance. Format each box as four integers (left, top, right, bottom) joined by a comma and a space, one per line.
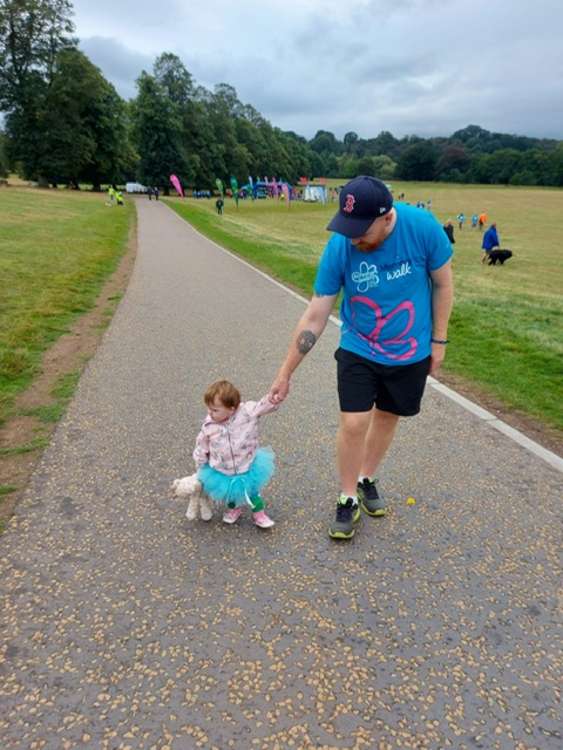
357, 478, 387, 517
328, 496, 361, 540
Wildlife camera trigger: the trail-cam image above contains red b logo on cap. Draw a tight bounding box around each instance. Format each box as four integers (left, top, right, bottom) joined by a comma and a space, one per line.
343, 194, 355, 214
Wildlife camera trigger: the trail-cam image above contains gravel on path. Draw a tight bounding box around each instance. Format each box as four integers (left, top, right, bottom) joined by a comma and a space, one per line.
1, 199, 561, 750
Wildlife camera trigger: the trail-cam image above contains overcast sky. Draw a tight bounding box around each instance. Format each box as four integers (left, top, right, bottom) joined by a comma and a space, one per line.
74, 0, 563, 141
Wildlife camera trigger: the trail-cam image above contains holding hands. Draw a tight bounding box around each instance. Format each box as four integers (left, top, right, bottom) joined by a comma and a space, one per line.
269, 371, 290, 404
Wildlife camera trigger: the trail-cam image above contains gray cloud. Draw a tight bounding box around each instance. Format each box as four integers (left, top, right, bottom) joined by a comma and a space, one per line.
72, 0, 563, 140
79, 37, 153, 99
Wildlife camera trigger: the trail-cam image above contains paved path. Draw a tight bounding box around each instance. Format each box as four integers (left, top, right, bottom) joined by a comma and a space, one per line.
1, 199, 561, 750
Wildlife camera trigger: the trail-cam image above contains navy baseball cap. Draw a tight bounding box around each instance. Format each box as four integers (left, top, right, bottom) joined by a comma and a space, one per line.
327, 176, 393, 238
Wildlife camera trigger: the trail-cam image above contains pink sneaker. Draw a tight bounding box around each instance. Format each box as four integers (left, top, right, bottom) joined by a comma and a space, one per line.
253, 510, 275, 528
223, 506, 244, 524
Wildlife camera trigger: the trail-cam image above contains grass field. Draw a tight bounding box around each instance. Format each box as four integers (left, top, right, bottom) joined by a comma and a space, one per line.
164, 182, 563, 432
0, 187, 133, 425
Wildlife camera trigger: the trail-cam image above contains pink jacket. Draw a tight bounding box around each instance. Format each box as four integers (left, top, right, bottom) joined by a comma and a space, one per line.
193, 395, 278, 475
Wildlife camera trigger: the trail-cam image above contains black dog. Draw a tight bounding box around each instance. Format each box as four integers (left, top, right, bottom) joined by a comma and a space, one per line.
488, 249, 513, 265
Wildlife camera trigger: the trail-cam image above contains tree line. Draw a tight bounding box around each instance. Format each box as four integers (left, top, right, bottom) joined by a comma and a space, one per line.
1, 1, 562, 190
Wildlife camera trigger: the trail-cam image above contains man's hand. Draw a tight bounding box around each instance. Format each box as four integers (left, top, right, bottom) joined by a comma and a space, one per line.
269, 373, 290, 403
430, 343, 446, 376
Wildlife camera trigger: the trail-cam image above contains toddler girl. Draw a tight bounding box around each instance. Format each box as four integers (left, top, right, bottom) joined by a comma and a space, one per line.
193, 380, 279, 528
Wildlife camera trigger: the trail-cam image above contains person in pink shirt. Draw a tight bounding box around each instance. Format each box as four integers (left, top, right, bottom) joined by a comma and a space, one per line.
193, 380, 279, 528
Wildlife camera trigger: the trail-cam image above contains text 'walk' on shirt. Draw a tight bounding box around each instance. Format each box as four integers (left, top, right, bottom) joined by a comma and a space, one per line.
314, 203, 453, 366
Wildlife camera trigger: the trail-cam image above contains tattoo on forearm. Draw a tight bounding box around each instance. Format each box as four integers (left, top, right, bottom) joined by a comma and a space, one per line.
297, 330, 317, 354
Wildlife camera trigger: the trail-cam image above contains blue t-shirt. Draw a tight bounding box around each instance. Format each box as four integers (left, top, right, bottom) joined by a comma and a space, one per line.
314, 203, 452, 365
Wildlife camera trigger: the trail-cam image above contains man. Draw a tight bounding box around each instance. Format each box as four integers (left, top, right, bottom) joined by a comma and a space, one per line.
269, 176, 453, 540
481, 222, 500, 263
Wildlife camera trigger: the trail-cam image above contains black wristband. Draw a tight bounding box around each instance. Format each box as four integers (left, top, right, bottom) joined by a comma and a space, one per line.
431, 337, 449, 345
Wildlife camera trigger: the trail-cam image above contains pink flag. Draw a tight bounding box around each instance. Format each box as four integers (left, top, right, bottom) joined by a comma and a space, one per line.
281, 183, 290, 203
170, 174, 184, 197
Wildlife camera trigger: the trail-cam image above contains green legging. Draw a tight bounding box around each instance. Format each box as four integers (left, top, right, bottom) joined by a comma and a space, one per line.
250, 495, 265, 512
226, 495, 264, 511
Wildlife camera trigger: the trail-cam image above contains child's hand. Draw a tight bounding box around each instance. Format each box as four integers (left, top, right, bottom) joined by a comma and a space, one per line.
269, 374, 290, 403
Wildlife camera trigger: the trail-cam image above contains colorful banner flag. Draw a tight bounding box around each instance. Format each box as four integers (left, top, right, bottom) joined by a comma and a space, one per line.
170, 174, 184, 197
215, 178, 224, 196
230, 177, 239, 207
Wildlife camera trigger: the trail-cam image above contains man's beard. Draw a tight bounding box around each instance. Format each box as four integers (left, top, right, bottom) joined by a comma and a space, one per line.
355, 240, 380, 252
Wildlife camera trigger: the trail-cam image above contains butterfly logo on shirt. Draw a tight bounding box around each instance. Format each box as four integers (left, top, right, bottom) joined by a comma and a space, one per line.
352, 261, 379, 292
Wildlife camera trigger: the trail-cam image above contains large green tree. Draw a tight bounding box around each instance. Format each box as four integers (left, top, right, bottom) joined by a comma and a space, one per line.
37, 48, 133, 188
396, 141, 438, 181
367, 130, 401, 159
154, 52, 194, 105
0, 0, 76, 179
134, 70, 188, 192
343, 131, 359, 154
0, 129, 8, 176
434, 144, 471, 180
281, 131, 312, 181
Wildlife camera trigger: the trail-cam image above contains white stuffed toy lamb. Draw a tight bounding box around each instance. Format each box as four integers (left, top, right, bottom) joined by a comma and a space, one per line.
171, 473, 213, 521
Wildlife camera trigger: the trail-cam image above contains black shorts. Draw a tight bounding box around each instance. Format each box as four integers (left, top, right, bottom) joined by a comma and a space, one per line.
335, 348, 431, 416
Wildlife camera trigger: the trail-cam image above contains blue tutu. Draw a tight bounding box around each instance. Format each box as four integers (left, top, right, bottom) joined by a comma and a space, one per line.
198, 447, 275, 508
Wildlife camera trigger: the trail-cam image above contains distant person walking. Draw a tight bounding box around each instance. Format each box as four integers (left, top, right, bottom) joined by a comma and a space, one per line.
215, 197, 224, 215
154, 187, 160, 201
443, 220, 455, 244
478, 211, 488, 230
471, 213, 478, 229
147, 187, 154, 201
481, 222, 500, 263
457, 212, 465, 231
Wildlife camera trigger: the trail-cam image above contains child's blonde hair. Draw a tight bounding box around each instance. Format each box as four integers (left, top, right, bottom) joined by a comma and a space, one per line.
204, 380, 241, 410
